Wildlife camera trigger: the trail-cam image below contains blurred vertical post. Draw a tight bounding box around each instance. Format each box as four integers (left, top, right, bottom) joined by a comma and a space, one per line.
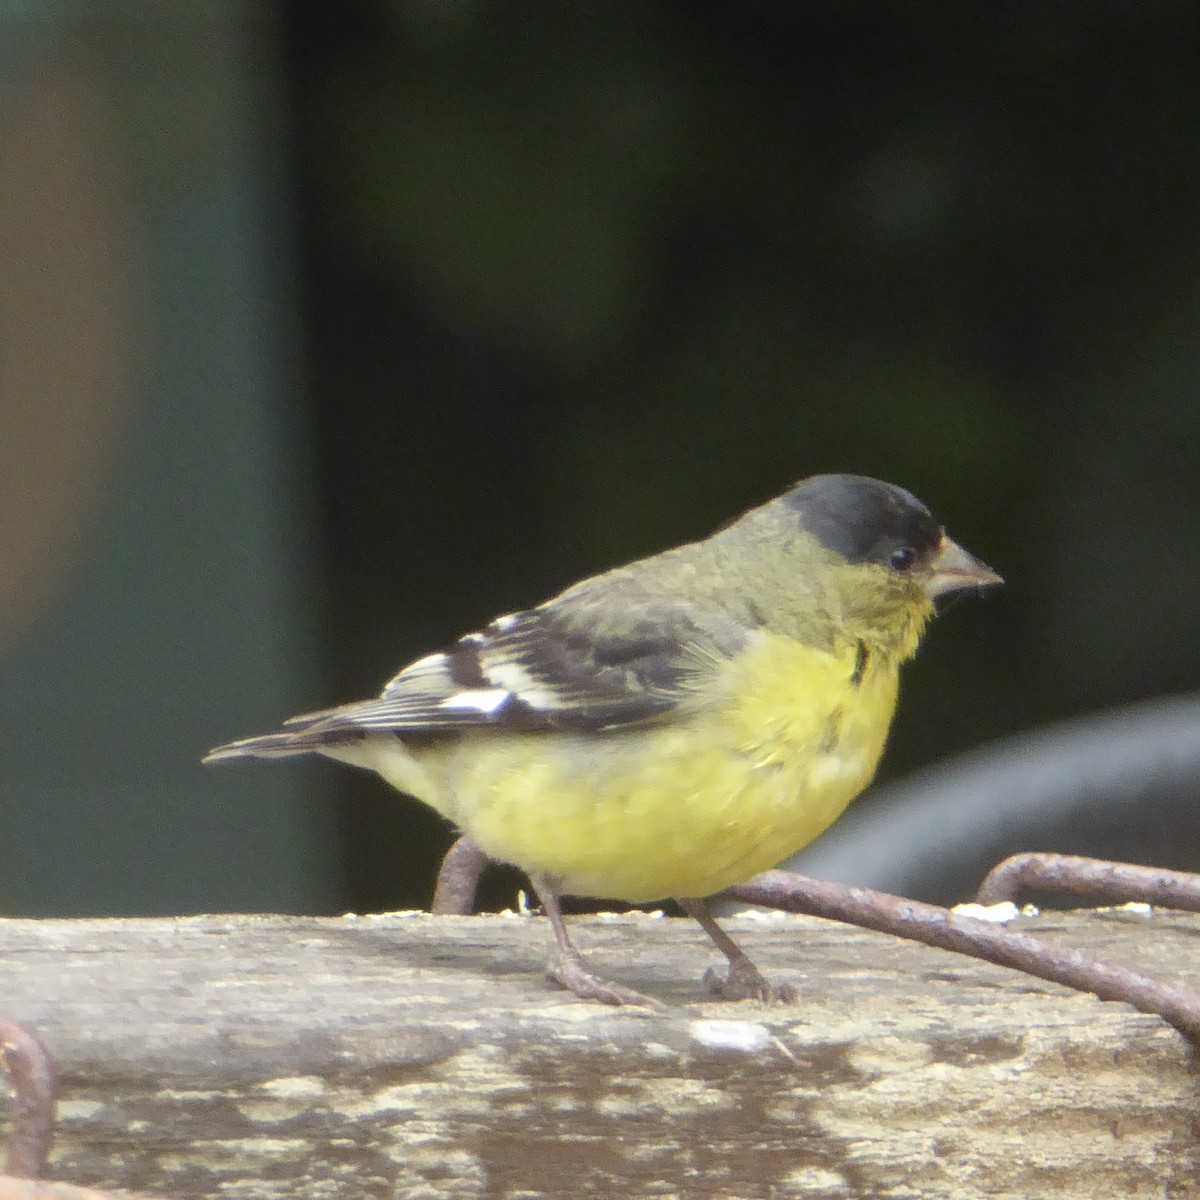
0, 2, 341, 915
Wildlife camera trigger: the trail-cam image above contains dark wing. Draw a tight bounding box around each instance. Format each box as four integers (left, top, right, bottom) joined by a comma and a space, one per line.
308, 601, 752, 733
205, 600, 752, 760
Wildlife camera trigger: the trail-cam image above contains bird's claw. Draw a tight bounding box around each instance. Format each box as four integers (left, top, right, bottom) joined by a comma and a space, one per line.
547, 954, 665, 1009
702, 962, 798, 1004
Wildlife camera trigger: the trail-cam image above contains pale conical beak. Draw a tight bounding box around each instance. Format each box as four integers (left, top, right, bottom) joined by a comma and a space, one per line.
924, 534, 1003, 599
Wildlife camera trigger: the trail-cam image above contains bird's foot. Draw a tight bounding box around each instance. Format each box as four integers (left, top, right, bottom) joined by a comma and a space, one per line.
676, 896, 798, 1003
547, 951, 664, 1009
702, 960, 798, 1004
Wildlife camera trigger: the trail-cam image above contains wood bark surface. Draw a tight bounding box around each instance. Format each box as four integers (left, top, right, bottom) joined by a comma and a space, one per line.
0, 908, 1197, 1199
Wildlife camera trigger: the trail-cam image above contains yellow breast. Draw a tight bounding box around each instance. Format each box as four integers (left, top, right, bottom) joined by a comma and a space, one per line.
360, 632, 901, 902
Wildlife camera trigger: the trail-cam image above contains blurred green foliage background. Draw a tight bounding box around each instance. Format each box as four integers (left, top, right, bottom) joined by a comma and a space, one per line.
2, 1, 1198, 916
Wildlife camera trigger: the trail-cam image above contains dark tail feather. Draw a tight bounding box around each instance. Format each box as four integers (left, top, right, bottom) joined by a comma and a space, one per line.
203, 722, 363, 764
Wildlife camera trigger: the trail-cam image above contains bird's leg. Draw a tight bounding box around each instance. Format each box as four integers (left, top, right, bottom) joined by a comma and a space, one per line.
677, 897, 797, 1002
430, 836, 490, 915
530, 876, 662, 1008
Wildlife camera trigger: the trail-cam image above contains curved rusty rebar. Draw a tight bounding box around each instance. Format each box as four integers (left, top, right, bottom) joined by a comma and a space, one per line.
725, 870, 1200, 1042
976, 852, 1200, 911
0, 1022, 56, 1180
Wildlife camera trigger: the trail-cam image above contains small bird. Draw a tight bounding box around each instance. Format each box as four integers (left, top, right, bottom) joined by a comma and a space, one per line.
206, 473, 1000, 1005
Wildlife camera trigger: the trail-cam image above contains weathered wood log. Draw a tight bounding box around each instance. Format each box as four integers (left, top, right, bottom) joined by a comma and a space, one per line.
1, 909, 1197, 1198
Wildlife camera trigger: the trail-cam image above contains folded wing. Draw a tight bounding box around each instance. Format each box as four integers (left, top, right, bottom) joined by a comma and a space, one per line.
204, 600, 752, 761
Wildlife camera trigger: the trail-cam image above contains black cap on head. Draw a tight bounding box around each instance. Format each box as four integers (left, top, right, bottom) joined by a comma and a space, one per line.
785, 474, 943, 568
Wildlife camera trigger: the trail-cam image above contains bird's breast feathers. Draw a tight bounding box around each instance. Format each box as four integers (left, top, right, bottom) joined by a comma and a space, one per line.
353, 628, 901, 902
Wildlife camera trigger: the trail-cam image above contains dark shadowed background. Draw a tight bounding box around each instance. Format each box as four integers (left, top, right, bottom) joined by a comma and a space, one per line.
2, 2, 1198, 918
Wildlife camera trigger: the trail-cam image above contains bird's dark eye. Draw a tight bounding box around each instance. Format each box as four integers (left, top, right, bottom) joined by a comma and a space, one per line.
888, 546, 916, 572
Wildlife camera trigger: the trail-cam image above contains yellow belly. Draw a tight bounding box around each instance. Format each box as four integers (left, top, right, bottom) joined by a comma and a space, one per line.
356, 632, 900, 902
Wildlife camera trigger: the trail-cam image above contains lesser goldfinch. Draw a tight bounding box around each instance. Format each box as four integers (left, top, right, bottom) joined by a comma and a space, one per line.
206, 473, 1000, 1005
